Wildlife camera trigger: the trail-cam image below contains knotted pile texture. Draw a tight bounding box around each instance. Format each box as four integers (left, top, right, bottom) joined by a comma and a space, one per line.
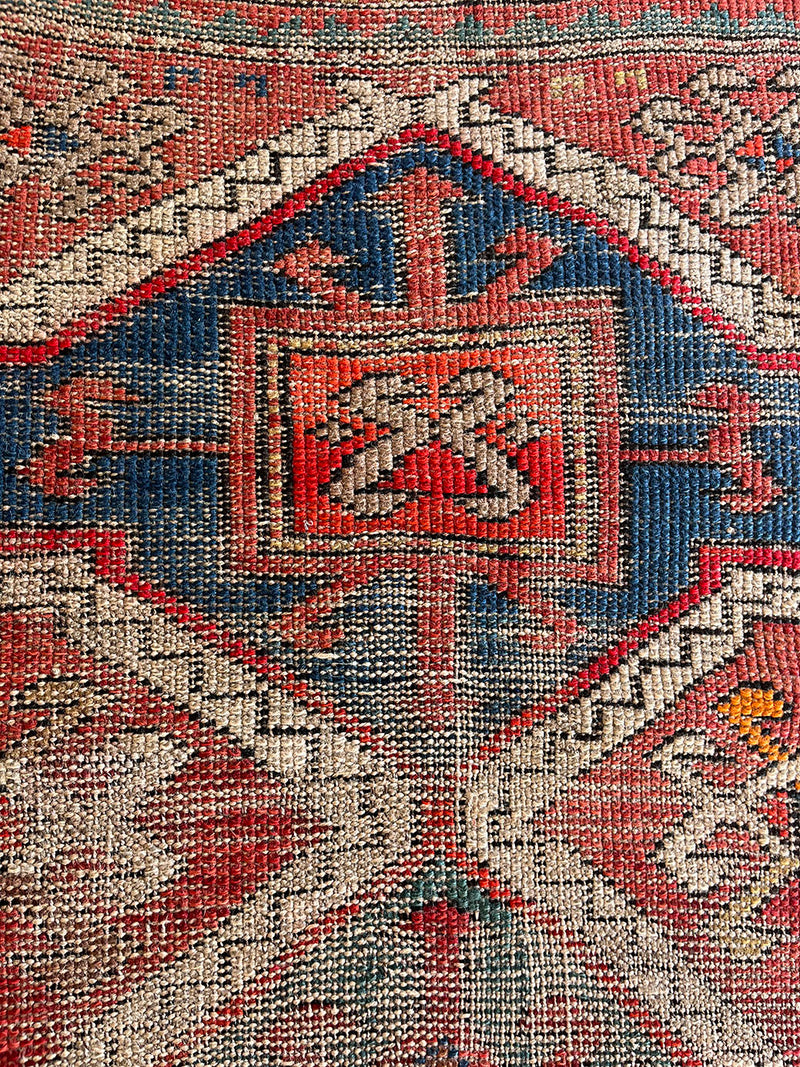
1, 1, 800, 1065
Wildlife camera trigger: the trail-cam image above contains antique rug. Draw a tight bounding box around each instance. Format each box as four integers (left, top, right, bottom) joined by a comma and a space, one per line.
1, 0, 800, 1064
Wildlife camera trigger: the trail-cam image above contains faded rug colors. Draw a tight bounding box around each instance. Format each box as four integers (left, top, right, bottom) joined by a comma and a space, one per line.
1, 1, 800, 1065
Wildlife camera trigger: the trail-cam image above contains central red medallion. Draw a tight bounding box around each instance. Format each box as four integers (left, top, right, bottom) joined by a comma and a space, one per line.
223, 166, 623, 582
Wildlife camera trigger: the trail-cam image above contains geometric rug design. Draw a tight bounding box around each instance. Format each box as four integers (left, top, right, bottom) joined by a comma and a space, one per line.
1, 3, 800, 1064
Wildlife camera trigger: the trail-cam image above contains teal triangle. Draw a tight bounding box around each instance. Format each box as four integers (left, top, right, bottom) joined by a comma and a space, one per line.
314, 15, 361, 47
740, 2, 800, 33
138, 0, 197, 37
450, 14, 497, 44
367, 15, 435, 48
502, 12, 565, 42
504, 6, 625, 41
631, 4, 692, 33
200, 10, 265, 43
568, 6, 625, 34
260, 15, 304, 47
73, 0, 128, 27
690, 2, 740, 32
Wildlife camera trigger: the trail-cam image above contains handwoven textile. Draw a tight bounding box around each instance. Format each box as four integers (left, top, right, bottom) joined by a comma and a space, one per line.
2, 0, 800, 1063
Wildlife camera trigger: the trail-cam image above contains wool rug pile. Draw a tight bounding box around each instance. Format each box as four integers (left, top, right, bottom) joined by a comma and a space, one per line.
1, 0, 800, 1064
